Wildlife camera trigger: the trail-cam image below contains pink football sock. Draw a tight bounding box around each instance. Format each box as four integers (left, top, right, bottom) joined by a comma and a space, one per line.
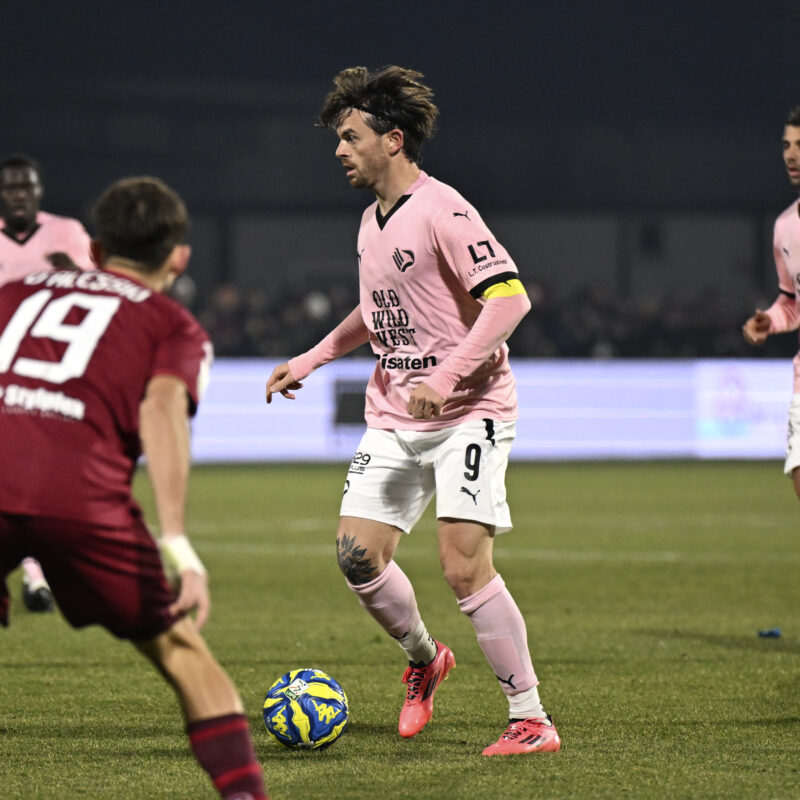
458, 574, 538, 695
347, 560, 436, 664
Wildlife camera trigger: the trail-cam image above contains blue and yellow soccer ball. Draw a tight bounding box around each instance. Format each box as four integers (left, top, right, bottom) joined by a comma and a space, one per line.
262, 668, 349, 750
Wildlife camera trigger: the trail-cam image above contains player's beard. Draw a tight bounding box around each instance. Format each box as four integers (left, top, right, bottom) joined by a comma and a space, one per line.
346, 168, 370, 189
346, 156, 380, 191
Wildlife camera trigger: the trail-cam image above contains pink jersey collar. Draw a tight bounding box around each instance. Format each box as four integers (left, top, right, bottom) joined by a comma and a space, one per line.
405, 170, 429, 195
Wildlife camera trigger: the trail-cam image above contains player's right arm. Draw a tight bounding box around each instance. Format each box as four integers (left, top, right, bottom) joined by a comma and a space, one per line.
266, 305, 369, 403
266, 362, 303, 403
744, 227, 800, 345
742, 308, 776, 345
743, 293, 800, 345
139, 373, 210, 629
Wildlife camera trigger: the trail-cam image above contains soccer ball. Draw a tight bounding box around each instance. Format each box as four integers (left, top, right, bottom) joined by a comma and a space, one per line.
262, 668, 349, 750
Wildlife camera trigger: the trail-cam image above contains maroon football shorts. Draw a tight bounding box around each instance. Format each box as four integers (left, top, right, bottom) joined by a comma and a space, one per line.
0, 511, 178, 640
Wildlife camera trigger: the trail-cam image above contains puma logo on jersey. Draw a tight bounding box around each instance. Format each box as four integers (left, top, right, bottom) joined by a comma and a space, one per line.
453, 210, 470, 220
783, 247, 790, 257
460, 486, 480, 504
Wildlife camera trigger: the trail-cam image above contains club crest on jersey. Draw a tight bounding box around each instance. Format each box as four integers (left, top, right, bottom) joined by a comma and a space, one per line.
392, 248, 415, 272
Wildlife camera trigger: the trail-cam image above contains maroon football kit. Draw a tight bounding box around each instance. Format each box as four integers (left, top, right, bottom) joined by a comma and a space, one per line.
0, 268, 211, 637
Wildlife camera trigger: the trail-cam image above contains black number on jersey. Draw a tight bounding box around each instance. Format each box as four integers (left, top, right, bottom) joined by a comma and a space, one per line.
468, 241, 496, 264
464, 443, 481, 481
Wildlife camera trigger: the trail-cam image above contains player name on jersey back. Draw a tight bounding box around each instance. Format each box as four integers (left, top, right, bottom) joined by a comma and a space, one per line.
24, 269, 152, 302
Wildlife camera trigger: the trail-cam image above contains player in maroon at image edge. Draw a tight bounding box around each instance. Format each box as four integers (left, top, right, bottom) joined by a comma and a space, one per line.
0, 153, 93, 613
0, 176, 268, 800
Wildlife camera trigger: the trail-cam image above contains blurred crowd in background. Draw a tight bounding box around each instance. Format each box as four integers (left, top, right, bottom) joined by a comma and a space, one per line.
174, 275, 797, 362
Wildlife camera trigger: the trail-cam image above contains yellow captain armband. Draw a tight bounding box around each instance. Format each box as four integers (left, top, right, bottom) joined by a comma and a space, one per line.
482, 278, 527, 299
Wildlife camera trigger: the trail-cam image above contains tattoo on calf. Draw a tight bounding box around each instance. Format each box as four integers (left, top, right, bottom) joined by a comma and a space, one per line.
337, 533, 377, 584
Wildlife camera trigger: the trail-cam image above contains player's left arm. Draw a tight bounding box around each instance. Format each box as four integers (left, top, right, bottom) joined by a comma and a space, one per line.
139, 373, 210, 629
407, 281, 531, 419
409, 209, 530, 419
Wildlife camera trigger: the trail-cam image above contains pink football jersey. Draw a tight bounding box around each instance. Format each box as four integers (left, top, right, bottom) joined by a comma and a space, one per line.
0, 269, 212, 525
357, 172, 521, 430
769, 200, 800, 392
0, 211, 93, 285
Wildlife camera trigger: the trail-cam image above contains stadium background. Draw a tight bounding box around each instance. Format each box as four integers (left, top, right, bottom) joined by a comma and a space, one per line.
2, 2, 799, 358
9, 1, 797, 460
6, 0, 800, 460
4, 2, 800, 461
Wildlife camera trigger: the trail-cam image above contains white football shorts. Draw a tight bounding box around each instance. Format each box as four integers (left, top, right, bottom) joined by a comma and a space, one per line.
339, 418, 515, 534
784, 394, 800, 474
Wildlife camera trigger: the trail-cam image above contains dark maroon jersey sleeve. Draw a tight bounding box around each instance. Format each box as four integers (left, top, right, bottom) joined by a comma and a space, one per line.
150, 310, 212, 416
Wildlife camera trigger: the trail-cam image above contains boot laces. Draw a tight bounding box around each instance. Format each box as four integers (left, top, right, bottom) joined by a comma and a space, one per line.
503, 722, 525, 741
403, 665, 425, 701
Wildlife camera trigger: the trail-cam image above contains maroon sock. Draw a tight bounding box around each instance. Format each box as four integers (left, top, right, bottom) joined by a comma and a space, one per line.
187, 713, 268, 800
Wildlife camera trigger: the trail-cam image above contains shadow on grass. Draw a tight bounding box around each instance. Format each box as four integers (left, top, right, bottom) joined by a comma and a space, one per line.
636, 629, 800, 655
1, 721, 180, 737
258, 721, 490, 764
735, 717, 800, 727
259, 745, 354, 763
0, 659, 118, 669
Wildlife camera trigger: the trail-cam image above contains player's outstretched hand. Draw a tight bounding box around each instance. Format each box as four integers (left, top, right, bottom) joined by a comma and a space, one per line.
407, 382, 445, 419
742, 309, 771, 346
169, 570, 211, 630
266, 362, 303, 403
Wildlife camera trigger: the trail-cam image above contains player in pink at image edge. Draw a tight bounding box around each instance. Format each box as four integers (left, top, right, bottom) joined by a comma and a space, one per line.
267, 66, 561, 756
0, 153, 94, 613
743, 107, 800, 506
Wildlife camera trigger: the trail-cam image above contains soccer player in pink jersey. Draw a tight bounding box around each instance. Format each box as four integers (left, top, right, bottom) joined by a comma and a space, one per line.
744, 106, 800, 501
267, 66, 560, 756
0, 153, 94, 613
0, 177, 268, 800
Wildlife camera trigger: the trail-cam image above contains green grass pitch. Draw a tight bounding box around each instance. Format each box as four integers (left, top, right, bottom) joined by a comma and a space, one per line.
1, 461, 799, 799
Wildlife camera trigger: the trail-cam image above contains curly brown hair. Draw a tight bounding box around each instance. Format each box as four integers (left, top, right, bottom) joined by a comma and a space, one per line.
317, 66, 439, 165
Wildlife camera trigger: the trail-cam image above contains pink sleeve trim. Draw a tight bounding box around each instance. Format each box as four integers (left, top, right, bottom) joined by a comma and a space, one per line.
424, 293, 531, 399
288, 306, 369, 380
